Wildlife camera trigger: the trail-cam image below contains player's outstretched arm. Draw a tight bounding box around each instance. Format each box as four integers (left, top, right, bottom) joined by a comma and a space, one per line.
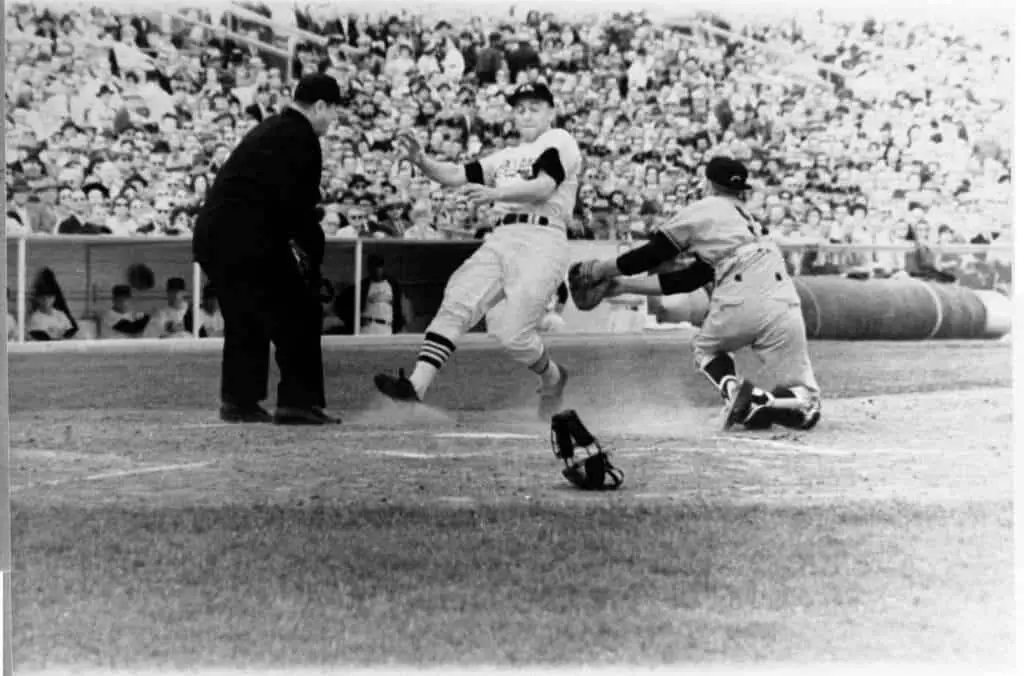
590, 231, 685, 280
604, 255, 713, 298
396, 131, 468, 188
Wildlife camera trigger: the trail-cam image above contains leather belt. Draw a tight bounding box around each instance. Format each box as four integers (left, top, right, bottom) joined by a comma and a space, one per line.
498, 213, 551, 227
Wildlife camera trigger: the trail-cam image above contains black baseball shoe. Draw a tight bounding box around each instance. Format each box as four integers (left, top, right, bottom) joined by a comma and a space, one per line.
220, 403, 273, 424
724, 380, 775, 430
374, 369, 421, 403
273, 406, 342, 426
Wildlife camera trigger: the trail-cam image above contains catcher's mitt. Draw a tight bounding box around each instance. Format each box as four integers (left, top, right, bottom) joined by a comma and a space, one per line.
550, 409, 624, 491
568, 260, 615, 311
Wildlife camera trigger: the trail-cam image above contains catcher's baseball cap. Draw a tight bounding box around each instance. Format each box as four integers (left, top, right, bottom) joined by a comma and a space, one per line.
507, 82, 555, 107
705, 156, 753, 192
293, 73, 343, 106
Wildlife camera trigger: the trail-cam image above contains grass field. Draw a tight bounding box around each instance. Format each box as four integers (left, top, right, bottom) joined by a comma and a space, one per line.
6, 334, 1016, 672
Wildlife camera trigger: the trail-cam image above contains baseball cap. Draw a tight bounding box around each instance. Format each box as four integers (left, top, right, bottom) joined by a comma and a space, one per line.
293, 74, 343, 106
705, 156, 753, 192
507, 82, 555, 107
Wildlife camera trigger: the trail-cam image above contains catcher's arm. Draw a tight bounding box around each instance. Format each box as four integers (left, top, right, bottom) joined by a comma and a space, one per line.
587, 231, 686, 281
608, 259, 715, 297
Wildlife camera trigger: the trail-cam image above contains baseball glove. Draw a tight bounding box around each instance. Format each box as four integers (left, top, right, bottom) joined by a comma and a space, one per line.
550, 409, 624, 491
568, 260, 615, 311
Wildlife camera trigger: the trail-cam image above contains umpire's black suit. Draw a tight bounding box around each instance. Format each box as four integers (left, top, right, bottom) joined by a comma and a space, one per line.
193, 74, 341, 425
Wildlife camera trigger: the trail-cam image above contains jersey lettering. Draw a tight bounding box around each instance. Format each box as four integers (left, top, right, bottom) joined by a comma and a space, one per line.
477, 129, 581, 230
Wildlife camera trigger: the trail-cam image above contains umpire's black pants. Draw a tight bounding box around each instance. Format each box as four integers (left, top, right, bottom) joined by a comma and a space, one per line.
200, 253, 325, 411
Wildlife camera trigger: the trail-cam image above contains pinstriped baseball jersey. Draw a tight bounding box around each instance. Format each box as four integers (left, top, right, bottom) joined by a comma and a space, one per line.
477, 128, 581, 230
659, 195, 800, 303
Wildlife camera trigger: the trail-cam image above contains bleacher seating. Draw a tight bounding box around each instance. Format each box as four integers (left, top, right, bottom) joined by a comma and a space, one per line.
4, 1, 1014, 340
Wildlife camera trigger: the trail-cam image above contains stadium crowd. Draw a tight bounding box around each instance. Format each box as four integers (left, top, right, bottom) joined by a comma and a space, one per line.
4, 2, 1015, 340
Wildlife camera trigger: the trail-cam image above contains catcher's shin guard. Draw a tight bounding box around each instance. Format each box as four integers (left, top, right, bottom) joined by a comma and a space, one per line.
550, 410, 624, 491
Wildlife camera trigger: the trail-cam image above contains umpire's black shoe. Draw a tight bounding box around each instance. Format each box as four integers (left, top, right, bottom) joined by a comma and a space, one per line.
273, 406, 342, 426
374, 369, 421, 403
220, 403, 273, 424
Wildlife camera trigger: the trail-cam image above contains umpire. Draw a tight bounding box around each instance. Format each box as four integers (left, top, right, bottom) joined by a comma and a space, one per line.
193, 73, 342, 426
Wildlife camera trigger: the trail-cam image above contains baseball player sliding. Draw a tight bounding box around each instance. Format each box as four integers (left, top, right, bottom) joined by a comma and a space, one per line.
569, 156, 822, 431
375, 82, 581, 420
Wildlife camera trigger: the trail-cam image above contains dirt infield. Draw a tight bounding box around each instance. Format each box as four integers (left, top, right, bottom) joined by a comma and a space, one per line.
6, 338, 1015, 670
8, 386, 1012, 509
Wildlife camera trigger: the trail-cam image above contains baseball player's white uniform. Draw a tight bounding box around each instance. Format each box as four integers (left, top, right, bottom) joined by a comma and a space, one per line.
585, 156, 821, 430
361, 279, 396, 336
146, 303, 193, 339
659, 195, 820, 403
434, 128, 579, 358
375, 89, 581, 418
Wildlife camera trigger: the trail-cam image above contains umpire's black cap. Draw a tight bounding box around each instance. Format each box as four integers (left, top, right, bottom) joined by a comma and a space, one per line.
293, 73, 343, 106
705, 156, 753, 192
507, 82, 555, 107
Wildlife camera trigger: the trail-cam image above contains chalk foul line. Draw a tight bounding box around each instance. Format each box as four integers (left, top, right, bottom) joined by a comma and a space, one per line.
11, 461, 216, 492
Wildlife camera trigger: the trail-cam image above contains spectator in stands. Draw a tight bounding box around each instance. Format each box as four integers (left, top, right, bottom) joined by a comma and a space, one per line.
320, 208, 343, 237
100, 284, 150, 339
106, 195, 141, 236
1, 3, 1012, 294
335, 205, 373, 239
403, 200, 442, 240
26, 268, 78, 341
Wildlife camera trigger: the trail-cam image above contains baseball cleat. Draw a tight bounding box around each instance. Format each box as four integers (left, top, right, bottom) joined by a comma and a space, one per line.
374, 369, 421, 403
799, 400, 822, 430
538, 366, 569, 421
722, 379, 755, 430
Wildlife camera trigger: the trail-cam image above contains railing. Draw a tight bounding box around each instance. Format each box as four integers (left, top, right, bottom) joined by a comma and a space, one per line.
3, 234, 1013, 343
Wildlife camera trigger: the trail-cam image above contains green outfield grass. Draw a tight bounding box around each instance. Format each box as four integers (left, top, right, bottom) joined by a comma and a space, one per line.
7, 338, 1015, 669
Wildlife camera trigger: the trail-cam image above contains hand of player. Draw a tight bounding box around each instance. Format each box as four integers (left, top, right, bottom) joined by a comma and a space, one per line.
395, 131, 425, 165
462, 184, 499, 205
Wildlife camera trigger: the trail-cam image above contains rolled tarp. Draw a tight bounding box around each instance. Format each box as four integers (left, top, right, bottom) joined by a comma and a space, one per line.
655, 276, 1007, 340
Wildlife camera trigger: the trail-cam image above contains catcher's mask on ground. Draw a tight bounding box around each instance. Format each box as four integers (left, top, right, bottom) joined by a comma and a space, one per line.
550, 409, 624, 491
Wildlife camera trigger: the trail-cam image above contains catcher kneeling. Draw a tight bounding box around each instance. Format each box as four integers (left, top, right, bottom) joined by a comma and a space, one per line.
569, 156, 821, 432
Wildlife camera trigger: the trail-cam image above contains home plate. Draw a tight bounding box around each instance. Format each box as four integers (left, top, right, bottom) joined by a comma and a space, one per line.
433, 432, 537, 440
